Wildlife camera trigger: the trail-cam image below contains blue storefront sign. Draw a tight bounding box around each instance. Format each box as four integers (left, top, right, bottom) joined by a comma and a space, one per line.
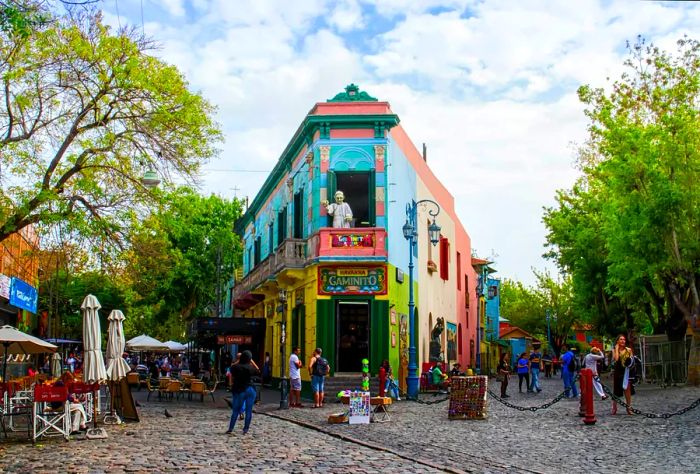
9, 277, 38, 314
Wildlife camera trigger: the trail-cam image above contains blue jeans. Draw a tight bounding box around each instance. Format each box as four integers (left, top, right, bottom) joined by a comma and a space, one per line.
563, 370, 578, 397
385, 379, 399, 399
529, 368, 541, 391
228, 386, 256, 432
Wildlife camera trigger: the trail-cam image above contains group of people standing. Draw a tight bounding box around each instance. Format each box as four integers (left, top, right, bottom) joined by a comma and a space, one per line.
497, 334, 637, 414
288, 346, 330, 409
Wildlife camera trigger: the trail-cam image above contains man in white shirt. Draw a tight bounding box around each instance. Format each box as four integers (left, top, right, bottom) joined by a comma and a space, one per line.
288, 346, 303, 407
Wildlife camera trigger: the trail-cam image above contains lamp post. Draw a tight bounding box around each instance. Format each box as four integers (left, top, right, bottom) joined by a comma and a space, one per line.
546, 309, 551, 350
278, 289, 289, 409
403, 199, 441, 399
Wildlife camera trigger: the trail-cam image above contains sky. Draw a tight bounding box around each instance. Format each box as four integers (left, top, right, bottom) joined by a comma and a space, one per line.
93, 0, 700, 286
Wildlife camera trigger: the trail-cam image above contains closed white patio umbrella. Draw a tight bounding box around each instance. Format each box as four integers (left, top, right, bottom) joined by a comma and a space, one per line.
50, 352, 62, 378
81, 294, 107, 384
105, 310, 130, 381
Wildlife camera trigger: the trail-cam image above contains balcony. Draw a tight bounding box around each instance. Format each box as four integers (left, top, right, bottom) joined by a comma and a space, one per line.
233, 239, 307, 306
310, 227, 387, 259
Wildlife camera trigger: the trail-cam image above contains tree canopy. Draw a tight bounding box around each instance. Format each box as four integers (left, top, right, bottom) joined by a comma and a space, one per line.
544, 37, 700, 340
0, 5, 221, 250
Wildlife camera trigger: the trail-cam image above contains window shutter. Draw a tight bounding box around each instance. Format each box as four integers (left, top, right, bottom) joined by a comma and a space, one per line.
439, 237, 449, 280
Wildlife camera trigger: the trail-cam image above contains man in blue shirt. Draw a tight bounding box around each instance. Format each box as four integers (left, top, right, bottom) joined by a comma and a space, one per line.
529, 348, 543, 393
560, 345, 578, 398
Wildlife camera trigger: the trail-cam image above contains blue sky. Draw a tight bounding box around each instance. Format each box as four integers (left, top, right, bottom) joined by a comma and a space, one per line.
90, 0, 700, 286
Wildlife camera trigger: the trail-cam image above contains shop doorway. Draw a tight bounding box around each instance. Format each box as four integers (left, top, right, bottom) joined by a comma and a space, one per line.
336, 301, 370, 372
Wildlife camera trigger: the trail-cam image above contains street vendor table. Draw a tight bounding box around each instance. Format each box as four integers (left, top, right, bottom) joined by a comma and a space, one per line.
340, 396, 392, 423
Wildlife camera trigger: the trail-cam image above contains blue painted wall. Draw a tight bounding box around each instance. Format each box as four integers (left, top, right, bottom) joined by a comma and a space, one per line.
485, 277, 500, 342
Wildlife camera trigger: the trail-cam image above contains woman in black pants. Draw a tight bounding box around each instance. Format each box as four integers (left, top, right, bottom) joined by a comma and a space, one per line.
498, 352, 511, 398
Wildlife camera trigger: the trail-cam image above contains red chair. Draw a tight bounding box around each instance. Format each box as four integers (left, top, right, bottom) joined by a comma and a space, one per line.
33, 384, 70, 441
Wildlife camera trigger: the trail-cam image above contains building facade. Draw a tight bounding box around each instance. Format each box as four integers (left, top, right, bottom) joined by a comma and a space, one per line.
0, 225, 40, 331
233, 85, 478, 390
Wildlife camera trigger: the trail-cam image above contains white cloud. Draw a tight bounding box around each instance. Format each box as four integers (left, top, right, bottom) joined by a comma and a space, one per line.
98, 0, 700, 285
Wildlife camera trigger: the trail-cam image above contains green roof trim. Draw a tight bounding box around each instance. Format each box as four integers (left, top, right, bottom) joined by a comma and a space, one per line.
234, 112, 399, 234
327, 83, 378, 102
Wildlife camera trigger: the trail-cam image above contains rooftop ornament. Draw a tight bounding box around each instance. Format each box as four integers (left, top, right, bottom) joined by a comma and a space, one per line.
327, 83, 378, 102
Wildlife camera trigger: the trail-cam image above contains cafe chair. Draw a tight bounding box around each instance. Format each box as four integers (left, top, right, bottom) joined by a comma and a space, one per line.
33, 384, 70, 441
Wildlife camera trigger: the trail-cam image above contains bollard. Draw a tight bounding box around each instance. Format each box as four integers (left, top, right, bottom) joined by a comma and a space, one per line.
578, 371, 586, 417
581, 368, 597, 425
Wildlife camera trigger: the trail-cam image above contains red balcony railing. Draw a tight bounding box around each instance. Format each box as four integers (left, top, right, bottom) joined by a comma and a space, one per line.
312, 227, 387, 258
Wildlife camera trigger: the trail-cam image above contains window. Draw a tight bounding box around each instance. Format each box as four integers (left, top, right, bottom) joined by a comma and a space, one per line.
488, 285, 498, 299
277, 207, 287, 246
328, 171, 375, 227
293, 189, 304, 238
465, 276, 469, 308
456, 252, 461, 290
439, 237, 449, 280
254, 237, 261, 266
268, 223, 274, 256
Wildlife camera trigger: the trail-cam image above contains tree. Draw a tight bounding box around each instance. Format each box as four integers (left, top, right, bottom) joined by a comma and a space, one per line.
0, 7, 221, 250
121, 188, 243, 339
500, 270, 579, 354
544, 37, 700, 340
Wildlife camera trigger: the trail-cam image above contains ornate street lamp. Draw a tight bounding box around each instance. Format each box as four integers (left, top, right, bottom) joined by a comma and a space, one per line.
141, 169, 161, 189
403, 199, 441, 399
277, 289, 288, 409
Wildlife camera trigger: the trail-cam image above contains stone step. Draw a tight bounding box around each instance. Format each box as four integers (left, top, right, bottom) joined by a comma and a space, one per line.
323, 375, 381, 395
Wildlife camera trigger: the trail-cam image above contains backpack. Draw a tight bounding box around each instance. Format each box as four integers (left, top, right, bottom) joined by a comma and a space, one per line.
314, 357, 329, 376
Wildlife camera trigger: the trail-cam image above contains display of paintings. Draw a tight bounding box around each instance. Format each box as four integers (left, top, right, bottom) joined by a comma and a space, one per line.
348, 391, 371, 424
391, 331, 397, 348
446, 321, 457, 362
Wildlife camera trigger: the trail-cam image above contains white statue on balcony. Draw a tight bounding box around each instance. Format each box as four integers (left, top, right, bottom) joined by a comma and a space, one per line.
322, 190, 353, 228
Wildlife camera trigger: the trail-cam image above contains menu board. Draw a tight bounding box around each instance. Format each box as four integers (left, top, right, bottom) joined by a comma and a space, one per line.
348, 391, 370, 424
448, 376, 488, 420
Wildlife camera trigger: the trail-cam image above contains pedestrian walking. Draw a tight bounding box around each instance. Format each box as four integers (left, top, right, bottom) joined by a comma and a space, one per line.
583, 347, 607, 400
529, 347, 543, 392
611, 335, 634, 415
516, 353, 530, 393
542, 350, 553, 378
262, 352, 272, 386
560, 345, 578, 398
497, 352, 511, 398
226, 350, 259, 435
289, 346, 303, 407
308, 348, 330, 408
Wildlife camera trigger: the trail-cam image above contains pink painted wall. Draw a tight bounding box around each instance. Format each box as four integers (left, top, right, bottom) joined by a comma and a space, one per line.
330, 129, 375, 139
310, 102, 393, 116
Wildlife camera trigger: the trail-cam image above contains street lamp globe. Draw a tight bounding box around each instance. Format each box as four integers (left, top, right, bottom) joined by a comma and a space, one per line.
428, 219, 441, 246
402, 220, 414, 240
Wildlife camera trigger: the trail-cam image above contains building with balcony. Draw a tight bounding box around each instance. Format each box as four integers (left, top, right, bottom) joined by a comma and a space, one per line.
233, 84, 478, 391
0, 225, 40, 331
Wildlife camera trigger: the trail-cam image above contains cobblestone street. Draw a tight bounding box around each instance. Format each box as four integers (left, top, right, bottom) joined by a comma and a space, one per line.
0, 376, 697, 473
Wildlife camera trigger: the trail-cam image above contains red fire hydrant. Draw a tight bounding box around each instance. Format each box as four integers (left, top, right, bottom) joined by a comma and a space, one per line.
580, 368, 597, 425
378, 366, 386, 397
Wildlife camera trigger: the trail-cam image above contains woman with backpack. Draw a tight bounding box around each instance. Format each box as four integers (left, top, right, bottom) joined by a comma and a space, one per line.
308, 348, 330, 408
611, 335, 635, 415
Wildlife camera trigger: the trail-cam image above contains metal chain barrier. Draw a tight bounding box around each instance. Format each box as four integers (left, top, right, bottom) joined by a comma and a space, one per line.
600, 381, 700, 419
487, 388, 570, 411
487, 374, 580, 412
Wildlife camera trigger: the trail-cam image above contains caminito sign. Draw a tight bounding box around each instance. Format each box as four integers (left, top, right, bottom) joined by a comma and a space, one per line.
318, 266, 387, 295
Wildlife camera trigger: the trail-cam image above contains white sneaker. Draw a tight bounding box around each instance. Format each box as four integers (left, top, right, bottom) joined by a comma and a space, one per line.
396, 397, 401, 401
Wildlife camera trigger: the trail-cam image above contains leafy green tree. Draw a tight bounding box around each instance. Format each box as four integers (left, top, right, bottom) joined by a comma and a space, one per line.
500, 271, 579, 354
0, 7, 221, 250
545, 37, 700, 340
122, 188, 243, 340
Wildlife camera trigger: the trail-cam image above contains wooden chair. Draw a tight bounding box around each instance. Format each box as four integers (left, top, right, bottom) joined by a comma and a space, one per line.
164, 381, 181, 401
202, 380, 220, 403
189, 381, 205, 401
144, 378, 158, 401
126, 372, 141, 390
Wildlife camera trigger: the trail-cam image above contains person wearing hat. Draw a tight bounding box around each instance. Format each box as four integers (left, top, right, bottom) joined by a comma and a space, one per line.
449, 363, 465, 377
